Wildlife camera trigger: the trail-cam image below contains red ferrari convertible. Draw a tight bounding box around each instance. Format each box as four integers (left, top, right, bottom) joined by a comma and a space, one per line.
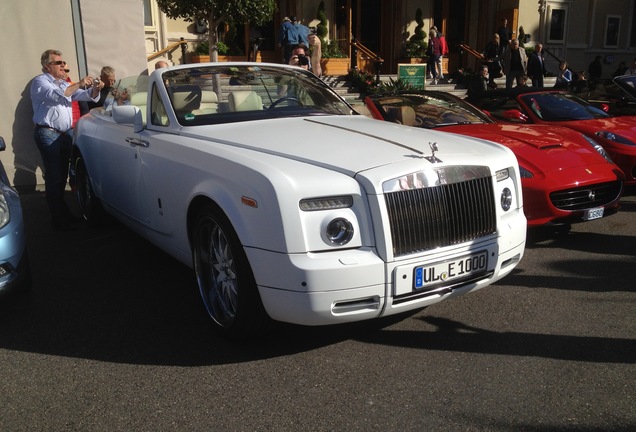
469, 88, 636, 186
364, 91, 624, 228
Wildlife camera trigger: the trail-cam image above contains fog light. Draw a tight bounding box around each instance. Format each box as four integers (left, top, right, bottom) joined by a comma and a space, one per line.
325, 218, 354, 245
501, 187, 512, 211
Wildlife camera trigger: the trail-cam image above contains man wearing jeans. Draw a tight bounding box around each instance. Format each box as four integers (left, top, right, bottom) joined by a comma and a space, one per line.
30, 49, 101, 230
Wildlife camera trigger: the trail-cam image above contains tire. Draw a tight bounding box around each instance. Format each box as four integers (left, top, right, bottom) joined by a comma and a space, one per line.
74, 155, 106, 224
191, 203, 268, 339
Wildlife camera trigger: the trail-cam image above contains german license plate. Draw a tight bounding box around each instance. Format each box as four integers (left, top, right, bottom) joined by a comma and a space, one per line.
583, 206, 604, 221
414, 251, 488, 290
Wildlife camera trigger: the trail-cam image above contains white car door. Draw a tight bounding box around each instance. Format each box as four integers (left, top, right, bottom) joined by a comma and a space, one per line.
98, 121, 144, 221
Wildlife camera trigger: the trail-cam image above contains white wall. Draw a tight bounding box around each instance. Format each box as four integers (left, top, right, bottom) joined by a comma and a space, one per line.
0, 0, 147, 188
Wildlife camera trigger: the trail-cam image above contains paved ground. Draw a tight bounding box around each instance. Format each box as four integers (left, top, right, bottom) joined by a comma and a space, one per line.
0, 188, 634, 431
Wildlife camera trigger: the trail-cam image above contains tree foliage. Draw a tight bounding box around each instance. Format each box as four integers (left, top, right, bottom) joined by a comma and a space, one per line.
156, 0, 276, 61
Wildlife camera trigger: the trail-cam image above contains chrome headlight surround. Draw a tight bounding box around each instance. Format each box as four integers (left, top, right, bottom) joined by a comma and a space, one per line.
324, 218, 354, 245
0, 189, 10, 229
495, 168, 520, 211
500, 188, 513, 211
299, 195, 358, 248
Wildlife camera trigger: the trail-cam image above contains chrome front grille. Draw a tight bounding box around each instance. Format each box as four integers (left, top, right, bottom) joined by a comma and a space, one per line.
385, 176, 497, 257
550, 181, 623, 210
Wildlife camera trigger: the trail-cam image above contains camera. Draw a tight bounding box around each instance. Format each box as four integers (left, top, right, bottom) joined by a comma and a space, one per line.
298, 54, 310, 66
93, 78, 101, 88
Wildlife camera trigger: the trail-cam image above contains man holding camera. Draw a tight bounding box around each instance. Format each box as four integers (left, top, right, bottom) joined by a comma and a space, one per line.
30, 49, 102, 230
289, 42, 322, 75
87, 66, 116, 110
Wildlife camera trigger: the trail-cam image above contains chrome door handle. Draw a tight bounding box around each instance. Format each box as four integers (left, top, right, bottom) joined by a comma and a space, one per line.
126, 138, 149, 147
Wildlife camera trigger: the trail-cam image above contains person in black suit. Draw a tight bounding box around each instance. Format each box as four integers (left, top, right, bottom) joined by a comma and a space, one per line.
466, 65, 490, 103
527, 44, 546, 88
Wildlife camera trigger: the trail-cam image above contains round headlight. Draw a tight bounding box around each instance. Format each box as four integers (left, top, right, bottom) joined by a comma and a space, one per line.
500, 187, 512, 211
325, 218, 354, 245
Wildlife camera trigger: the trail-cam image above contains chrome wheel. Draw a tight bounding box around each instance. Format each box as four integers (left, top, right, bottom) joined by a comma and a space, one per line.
192, 204, 266, 337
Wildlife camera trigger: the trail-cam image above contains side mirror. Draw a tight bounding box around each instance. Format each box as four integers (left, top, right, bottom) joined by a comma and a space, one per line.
502, 109, 528, 122
112, 105, 145, 132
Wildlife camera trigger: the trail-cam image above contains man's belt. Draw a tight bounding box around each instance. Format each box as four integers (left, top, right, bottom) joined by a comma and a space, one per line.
35, 124, 68, 134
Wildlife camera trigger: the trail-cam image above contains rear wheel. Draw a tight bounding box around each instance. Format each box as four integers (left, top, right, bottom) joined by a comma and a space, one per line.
74, 155, 106, 224
191, 204, 268, 338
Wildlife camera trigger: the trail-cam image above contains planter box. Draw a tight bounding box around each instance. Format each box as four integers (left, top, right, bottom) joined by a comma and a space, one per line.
190, 55, 247, 63
320, 58, 351, 76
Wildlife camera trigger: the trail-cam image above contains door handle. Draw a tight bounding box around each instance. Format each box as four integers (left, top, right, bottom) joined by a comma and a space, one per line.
126, 137, 149, 147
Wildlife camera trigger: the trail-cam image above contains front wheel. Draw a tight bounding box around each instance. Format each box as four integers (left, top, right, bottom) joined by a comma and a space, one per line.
191, 204, 268, 339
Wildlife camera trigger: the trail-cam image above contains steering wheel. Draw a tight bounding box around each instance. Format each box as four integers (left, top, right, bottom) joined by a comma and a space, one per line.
269, 96, 302, 109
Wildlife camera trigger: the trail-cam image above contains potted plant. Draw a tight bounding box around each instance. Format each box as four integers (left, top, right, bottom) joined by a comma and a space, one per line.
400, 8, 428, 64
191, 41, 244, 63
316, 1, 350, 75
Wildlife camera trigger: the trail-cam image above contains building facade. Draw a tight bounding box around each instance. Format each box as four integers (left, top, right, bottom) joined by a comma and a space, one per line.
2, 0, 635, 186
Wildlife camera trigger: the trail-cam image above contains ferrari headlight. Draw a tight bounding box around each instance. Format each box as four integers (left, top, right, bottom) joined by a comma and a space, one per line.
596, 131, 636, 146
582, 135, 613, 162
0, 190, 10, 229
325, 218, 354, 245
519, 167, 534, 178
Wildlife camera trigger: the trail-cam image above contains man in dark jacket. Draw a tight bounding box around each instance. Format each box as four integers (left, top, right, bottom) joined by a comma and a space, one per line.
587, 56, 602, 90
466, 65, 490, 103
527, 44, 546, 88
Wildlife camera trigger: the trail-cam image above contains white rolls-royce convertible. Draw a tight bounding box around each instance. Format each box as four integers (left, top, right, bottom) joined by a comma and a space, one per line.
72, 63, 526, 338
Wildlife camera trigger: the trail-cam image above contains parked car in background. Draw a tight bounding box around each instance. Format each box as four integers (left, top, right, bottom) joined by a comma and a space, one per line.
363, 91, 624, 229
0, 137, 30, 299
585, 75, 636, 116
72, 63, 526, 338
470, 88, 636, 186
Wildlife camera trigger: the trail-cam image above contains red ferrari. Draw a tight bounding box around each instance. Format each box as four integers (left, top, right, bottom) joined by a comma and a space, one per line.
363, 91, 624, 228
470, 88, 636, 185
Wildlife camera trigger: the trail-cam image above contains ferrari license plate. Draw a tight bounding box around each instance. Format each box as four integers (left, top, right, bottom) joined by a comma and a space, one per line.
414, 251, 488, 290
583, 206, 604, 221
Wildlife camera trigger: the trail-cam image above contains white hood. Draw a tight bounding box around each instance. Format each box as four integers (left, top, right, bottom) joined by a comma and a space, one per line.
179, 115, 513, 177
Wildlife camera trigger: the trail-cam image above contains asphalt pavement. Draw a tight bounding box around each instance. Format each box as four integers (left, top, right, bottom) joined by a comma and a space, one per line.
0, 188, 634, 431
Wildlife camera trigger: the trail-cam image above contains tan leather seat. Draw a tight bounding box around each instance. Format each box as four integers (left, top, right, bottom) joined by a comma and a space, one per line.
396, 105, 416, 126
129, 92, 147, 123
192, 90, 219, 114
229, 91, 263, 112
171, 85, 202, 117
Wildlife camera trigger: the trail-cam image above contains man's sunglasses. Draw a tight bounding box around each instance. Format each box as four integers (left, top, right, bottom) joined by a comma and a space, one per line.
48, 60, 67, 66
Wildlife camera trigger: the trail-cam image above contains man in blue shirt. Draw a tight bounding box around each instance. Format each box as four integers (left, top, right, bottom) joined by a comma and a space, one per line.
30, 49, 101, 230
294, 17, 310, 47
278, 17, 299, 64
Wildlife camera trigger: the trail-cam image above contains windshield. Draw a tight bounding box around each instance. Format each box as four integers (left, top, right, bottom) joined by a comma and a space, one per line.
153, 64, 352, 126
371, 93, 491, 128
103, 75, 149, 112
518, 92, 610, 121
614, 75, 636, 99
